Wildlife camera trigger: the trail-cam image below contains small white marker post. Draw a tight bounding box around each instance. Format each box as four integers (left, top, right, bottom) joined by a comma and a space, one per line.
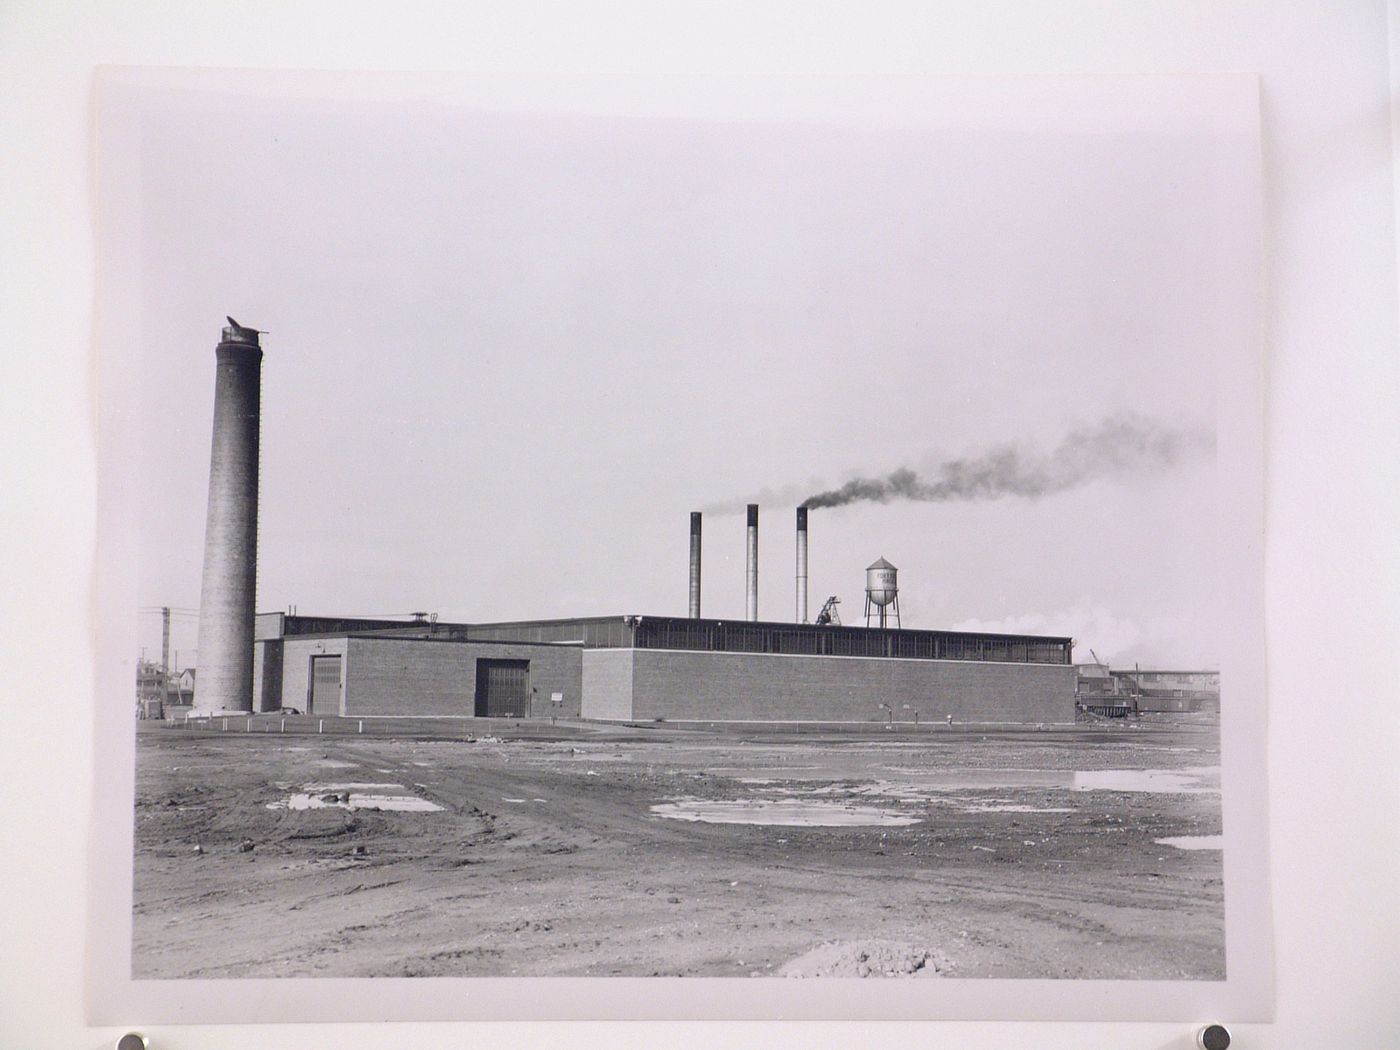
318, 719, 324, 734
280, 719, 285, 733
358, 720, 363, 734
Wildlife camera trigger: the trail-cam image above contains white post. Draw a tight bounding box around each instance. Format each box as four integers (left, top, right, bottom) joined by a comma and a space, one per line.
318, 719, 324, 734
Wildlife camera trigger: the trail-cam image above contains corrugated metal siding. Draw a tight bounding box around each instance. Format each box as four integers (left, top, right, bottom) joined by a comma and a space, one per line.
310, 655, 342, 714
474, 659, 530, 717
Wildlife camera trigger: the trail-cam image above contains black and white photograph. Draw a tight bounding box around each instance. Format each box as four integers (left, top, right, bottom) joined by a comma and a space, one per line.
89, 67, 1271, 1021
14, 5, 1400, 1049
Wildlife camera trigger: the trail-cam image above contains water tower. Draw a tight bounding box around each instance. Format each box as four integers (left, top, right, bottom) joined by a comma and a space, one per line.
864, 556, 900, 628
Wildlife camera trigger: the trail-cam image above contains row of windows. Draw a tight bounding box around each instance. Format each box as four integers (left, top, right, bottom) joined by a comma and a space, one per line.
631, 620, 1070, 665
460, 621, 633, 648
450, 618, 1071, 665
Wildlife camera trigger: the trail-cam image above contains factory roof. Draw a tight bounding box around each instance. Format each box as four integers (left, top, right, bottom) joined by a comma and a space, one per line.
338, 614, 1074, 666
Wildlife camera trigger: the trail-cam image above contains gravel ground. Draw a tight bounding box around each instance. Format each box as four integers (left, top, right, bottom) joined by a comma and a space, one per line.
132, 715, 1224, 979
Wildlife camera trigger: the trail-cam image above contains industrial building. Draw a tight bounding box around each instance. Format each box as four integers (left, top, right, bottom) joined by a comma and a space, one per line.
252, 612, 1076, 725
193, 319, 1077, 726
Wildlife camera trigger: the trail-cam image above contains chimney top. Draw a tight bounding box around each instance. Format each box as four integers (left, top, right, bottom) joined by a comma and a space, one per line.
221, 316, 262, 347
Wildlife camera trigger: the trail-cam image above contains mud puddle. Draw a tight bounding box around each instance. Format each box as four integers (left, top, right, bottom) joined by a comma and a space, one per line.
651, 798, 920, 826
751, 767, 1219, 797
1072, 768, 1219, 793
1155, 835, 1224, 850
266, 783, 443, 813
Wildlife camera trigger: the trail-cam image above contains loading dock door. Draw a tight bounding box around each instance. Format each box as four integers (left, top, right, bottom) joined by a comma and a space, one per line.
475, 659, 529, 717
310, 655, 342, 714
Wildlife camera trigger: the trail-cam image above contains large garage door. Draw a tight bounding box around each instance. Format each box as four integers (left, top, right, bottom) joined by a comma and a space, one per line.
475, 659, 529, 717
310, 655, 342, 714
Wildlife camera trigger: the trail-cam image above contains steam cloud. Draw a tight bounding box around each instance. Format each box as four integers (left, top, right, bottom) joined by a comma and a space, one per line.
799, 415, 1213, 510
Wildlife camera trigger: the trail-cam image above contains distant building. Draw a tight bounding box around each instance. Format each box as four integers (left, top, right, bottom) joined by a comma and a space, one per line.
163, 668, 196, 710
173, 668, 196, 701
1075, 663, 1220, 715
135, 658, 166, 719
1074, 662, 1134, 715
1114, 669, 1220, 713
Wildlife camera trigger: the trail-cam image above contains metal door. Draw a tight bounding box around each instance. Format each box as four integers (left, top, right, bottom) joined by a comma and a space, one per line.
475, 659, 529, 717
310, 655, 342, 714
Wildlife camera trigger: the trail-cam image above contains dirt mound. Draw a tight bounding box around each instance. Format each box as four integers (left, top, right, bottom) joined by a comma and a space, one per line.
777, 939, 951, 978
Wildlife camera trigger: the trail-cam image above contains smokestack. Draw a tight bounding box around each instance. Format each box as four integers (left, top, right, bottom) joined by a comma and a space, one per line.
796, 507, 808, 623
194, 319, 262, 714
688, 512, 702, 619
745, 503, 759, 622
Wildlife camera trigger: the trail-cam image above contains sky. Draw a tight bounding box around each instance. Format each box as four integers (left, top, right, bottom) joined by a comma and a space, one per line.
110, 73, 1259, 670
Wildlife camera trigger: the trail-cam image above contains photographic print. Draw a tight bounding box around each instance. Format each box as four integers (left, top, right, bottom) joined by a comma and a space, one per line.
91, 69, 1269, 1021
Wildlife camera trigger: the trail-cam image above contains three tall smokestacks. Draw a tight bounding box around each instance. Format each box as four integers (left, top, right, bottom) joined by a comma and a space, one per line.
193, 320, 262, 714
687, 504, 810, 624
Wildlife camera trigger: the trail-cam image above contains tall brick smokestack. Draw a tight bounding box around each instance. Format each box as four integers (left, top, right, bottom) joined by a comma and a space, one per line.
745, 504, 759, 622
193, 320, 262, 713
688, 512, 702, 619
796, 506, 808, 623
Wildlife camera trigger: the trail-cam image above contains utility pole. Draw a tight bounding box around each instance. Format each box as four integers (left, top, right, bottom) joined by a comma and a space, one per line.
161, 606, 171, 675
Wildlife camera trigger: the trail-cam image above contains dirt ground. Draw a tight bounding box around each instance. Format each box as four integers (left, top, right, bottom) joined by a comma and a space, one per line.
131, 715, 1224, 979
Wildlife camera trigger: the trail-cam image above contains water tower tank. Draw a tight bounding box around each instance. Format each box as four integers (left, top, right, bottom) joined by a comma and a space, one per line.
865, 557, 898, 607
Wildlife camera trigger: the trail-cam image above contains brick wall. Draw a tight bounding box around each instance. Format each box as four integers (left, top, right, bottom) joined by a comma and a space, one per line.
281, 637, 350, 714
278, 636, 583, 718
278, 637, 1073, 723
627, 649, 1076, 724
252, 639, 283, 712
581, 649, 635, 720
346, 637, 582, 717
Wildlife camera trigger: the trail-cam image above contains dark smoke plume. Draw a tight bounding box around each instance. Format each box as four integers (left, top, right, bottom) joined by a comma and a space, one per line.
800, 415, 1213, 510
